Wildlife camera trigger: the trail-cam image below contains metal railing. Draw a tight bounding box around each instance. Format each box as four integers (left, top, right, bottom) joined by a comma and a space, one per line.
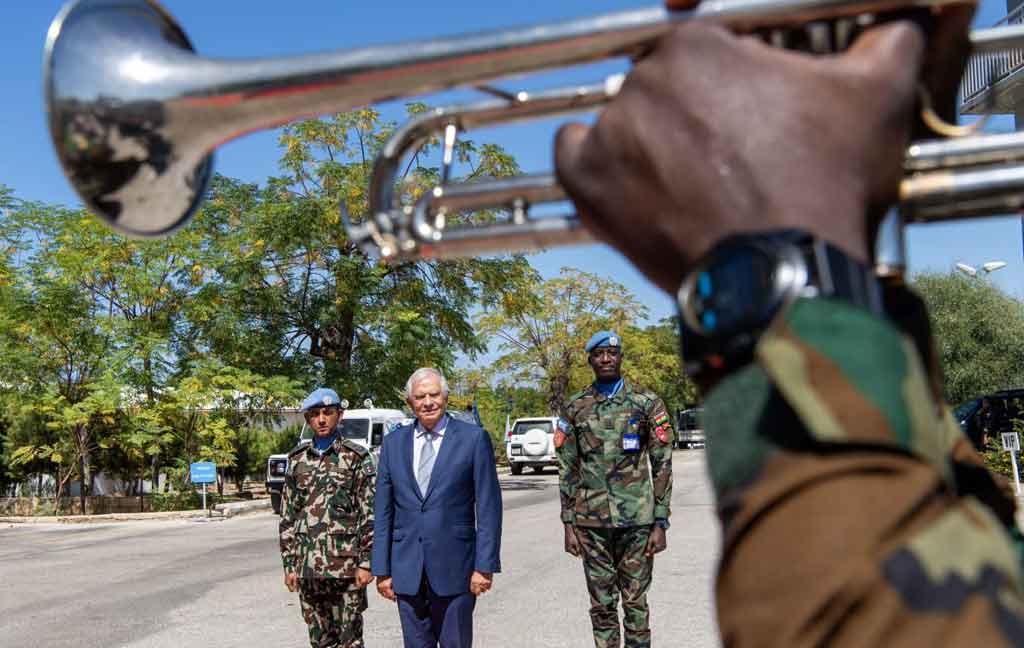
961, 6, 1024, 110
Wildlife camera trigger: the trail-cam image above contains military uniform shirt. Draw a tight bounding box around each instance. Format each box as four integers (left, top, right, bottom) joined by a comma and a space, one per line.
559, 379, 674, 528
703, 295, 1024, 646
279, 437, 376, 580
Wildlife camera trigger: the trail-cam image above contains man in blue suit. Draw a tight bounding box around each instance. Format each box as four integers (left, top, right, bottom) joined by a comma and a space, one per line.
372, 367, 502, 648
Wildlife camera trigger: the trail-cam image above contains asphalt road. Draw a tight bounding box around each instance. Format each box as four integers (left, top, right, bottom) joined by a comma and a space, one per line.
0, 450, 721, 648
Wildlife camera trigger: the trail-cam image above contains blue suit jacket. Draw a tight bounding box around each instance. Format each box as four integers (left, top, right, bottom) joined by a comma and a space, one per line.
371, 415, 503, 596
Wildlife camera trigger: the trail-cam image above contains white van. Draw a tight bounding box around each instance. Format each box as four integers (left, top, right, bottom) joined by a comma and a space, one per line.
505, 417, 562, 476
266, 406, 407, 514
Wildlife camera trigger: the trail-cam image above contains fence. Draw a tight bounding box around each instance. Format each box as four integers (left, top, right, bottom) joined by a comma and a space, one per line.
961, 7, 1024, 112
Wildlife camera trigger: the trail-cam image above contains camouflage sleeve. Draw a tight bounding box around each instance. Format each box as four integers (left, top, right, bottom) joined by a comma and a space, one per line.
557, 410, 580, 524
645, 396, 673, 521
278, 460, 300, 575
703, 297, 1024, 645
355, 452, 376, 571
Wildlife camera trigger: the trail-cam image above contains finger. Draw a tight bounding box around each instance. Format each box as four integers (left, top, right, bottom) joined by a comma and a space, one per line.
919, 4, 975, 125
665, 0, 700, 9
842, 20, 926, 95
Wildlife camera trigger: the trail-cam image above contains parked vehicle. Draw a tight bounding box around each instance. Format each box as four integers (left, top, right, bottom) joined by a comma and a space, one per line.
953, 388, 1024, 452
676, 407, 705, 449
265, 405, 407, 515
506, 417, 561, 475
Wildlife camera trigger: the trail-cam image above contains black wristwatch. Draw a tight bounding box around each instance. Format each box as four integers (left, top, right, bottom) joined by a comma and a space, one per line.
676, 230, 883, 378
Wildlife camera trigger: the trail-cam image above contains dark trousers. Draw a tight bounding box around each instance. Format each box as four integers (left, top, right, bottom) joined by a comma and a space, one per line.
397, 571, 476, 648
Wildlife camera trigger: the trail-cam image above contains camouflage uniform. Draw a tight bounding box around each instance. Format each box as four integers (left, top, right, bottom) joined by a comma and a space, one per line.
279, 438, 376, 648
703, 294, 1024, 646
559, 380, 674, 648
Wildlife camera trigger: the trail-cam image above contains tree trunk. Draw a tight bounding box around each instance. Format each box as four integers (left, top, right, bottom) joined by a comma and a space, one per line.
548, 371, 571, 417
313, 307, 355, 373
54, 465, 65, 516
78, 448, 87, 516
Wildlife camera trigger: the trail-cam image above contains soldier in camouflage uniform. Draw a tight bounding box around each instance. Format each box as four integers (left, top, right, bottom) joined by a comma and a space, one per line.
557, 331, 674, 648
553, 2, 1024, 644
280, 388, 376, 648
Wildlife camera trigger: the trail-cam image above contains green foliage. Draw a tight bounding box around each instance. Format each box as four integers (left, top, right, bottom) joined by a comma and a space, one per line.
186, 109, 534, 406
475, 268, 694, 415
150, 489, 230, 512
912, 272, 1024, 405
0, 102, 537, 502
982, 417, 1024, 480
476, 267, 648, 413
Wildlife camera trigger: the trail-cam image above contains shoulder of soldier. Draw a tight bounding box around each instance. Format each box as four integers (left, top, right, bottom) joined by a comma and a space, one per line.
338, 438, 369, 456
625, 380, 661, 406
565, 386, 595, 411
287, 443, 310, 459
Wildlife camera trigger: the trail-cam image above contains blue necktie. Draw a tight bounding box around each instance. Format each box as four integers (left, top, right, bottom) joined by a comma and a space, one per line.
417, 430, 437, 497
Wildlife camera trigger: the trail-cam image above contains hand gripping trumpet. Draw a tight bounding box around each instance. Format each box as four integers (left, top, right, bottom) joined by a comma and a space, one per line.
44, 0, 1024, 264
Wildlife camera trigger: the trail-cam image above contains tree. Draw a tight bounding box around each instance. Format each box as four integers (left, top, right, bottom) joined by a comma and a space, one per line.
476, 267, 648, 413
155, 361, 302, 495
912, 271, 1024, 405
9, 371, 124, 514
184, 108, 534, 405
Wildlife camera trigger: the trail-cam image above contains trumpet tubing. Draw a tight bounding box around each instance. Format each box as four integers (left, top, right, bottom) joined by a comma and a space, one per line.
44, 0, 1024, 262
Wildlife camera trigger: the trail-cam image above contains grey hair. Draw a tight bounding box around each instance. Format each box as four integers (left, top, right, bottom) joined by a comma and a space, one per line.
405, 367, 450, 400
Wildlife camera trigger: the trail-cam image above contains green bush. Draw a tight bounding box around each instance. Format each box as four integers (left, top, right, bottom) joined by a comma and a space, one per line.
151, 490, 232, 512
982, 418, 1024, 481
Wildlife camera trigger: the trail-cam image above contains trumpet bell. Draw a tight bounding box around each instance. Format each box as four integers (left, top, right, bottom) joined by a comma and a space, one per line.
44, 0, 212, 237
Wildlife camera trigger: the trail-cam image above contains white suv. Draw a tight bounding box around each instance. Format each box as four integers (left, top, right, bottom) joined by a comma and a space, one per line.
506, 417, 561, 475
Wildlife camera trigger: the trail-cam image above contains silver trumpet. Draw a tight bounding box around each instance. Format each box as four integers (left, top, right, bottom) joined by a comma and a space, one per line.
44, 0, 1024, 257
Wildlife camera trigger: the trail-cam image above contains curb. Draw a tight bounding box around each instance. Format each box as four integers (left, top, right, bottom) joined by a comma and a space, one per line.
215, 498, 271, 518
0, 509, 221, 524
0, 497, 273, 524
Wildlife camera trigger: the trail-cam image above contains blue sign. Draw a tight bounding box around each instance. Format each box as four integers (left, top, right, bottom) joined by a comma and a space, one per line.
190, 462, 217, 484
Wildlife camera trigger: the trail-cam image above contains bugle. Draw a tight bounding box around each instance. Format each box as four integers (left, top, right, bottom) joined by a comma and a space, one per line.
44, 0, 1024, 260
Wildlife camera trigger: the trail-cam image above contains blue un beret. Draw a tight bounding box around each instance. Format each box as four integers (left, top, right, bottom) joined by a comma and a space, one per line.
585, 330, 621, 354
301, 388, 344, 412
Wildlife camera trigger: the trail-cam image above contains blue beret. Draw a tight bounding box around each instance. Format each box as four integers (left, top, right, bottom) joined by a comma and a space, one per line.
301, 388, 343, 412
585, 330, 621, 353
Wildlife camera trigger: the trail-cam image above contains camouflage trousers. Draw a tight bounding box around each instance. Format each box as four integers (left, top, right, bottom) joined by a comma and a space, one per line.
298, 578, 367, 648
577, 525, 654, 648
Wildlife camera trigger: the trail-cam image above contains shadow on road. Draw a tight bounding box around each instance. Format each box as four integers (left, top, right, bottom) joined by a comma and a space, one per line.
499, 479, 553, 492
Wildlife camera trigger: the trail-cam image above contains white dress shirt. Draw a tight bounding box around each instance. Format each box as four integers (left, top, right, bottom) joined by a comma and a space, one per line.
413, 413, 449, 475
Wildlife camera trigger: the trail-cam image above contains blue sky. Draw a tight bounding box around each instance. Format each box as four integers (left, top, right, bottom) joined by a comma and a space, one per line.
3, 0, 1022, 327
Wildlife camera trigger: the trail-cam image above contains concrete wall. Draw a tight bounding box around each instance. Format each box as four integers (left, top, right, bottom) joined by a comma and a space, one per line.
0, 495, 152, 516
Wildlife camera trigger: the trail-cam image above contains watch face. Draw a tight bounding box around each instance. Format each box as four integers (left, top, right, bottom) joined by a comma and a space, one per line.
681, 240, 806, 337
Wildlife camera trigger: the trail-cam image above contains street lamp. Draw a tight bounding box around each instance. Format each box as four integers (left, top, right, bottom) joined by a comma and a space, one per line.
955, 261, 1007, 277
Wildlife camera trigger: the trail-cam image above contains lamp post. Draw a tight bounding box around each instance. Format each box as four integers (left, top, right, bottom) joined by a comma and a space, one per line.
955, 261, 1007, 277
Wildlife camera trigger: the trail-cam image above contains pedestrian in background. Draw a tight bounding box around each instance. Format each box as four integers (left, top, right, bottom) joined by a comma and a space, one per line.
558, 331, 674, 648
280, 388, 376, 648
